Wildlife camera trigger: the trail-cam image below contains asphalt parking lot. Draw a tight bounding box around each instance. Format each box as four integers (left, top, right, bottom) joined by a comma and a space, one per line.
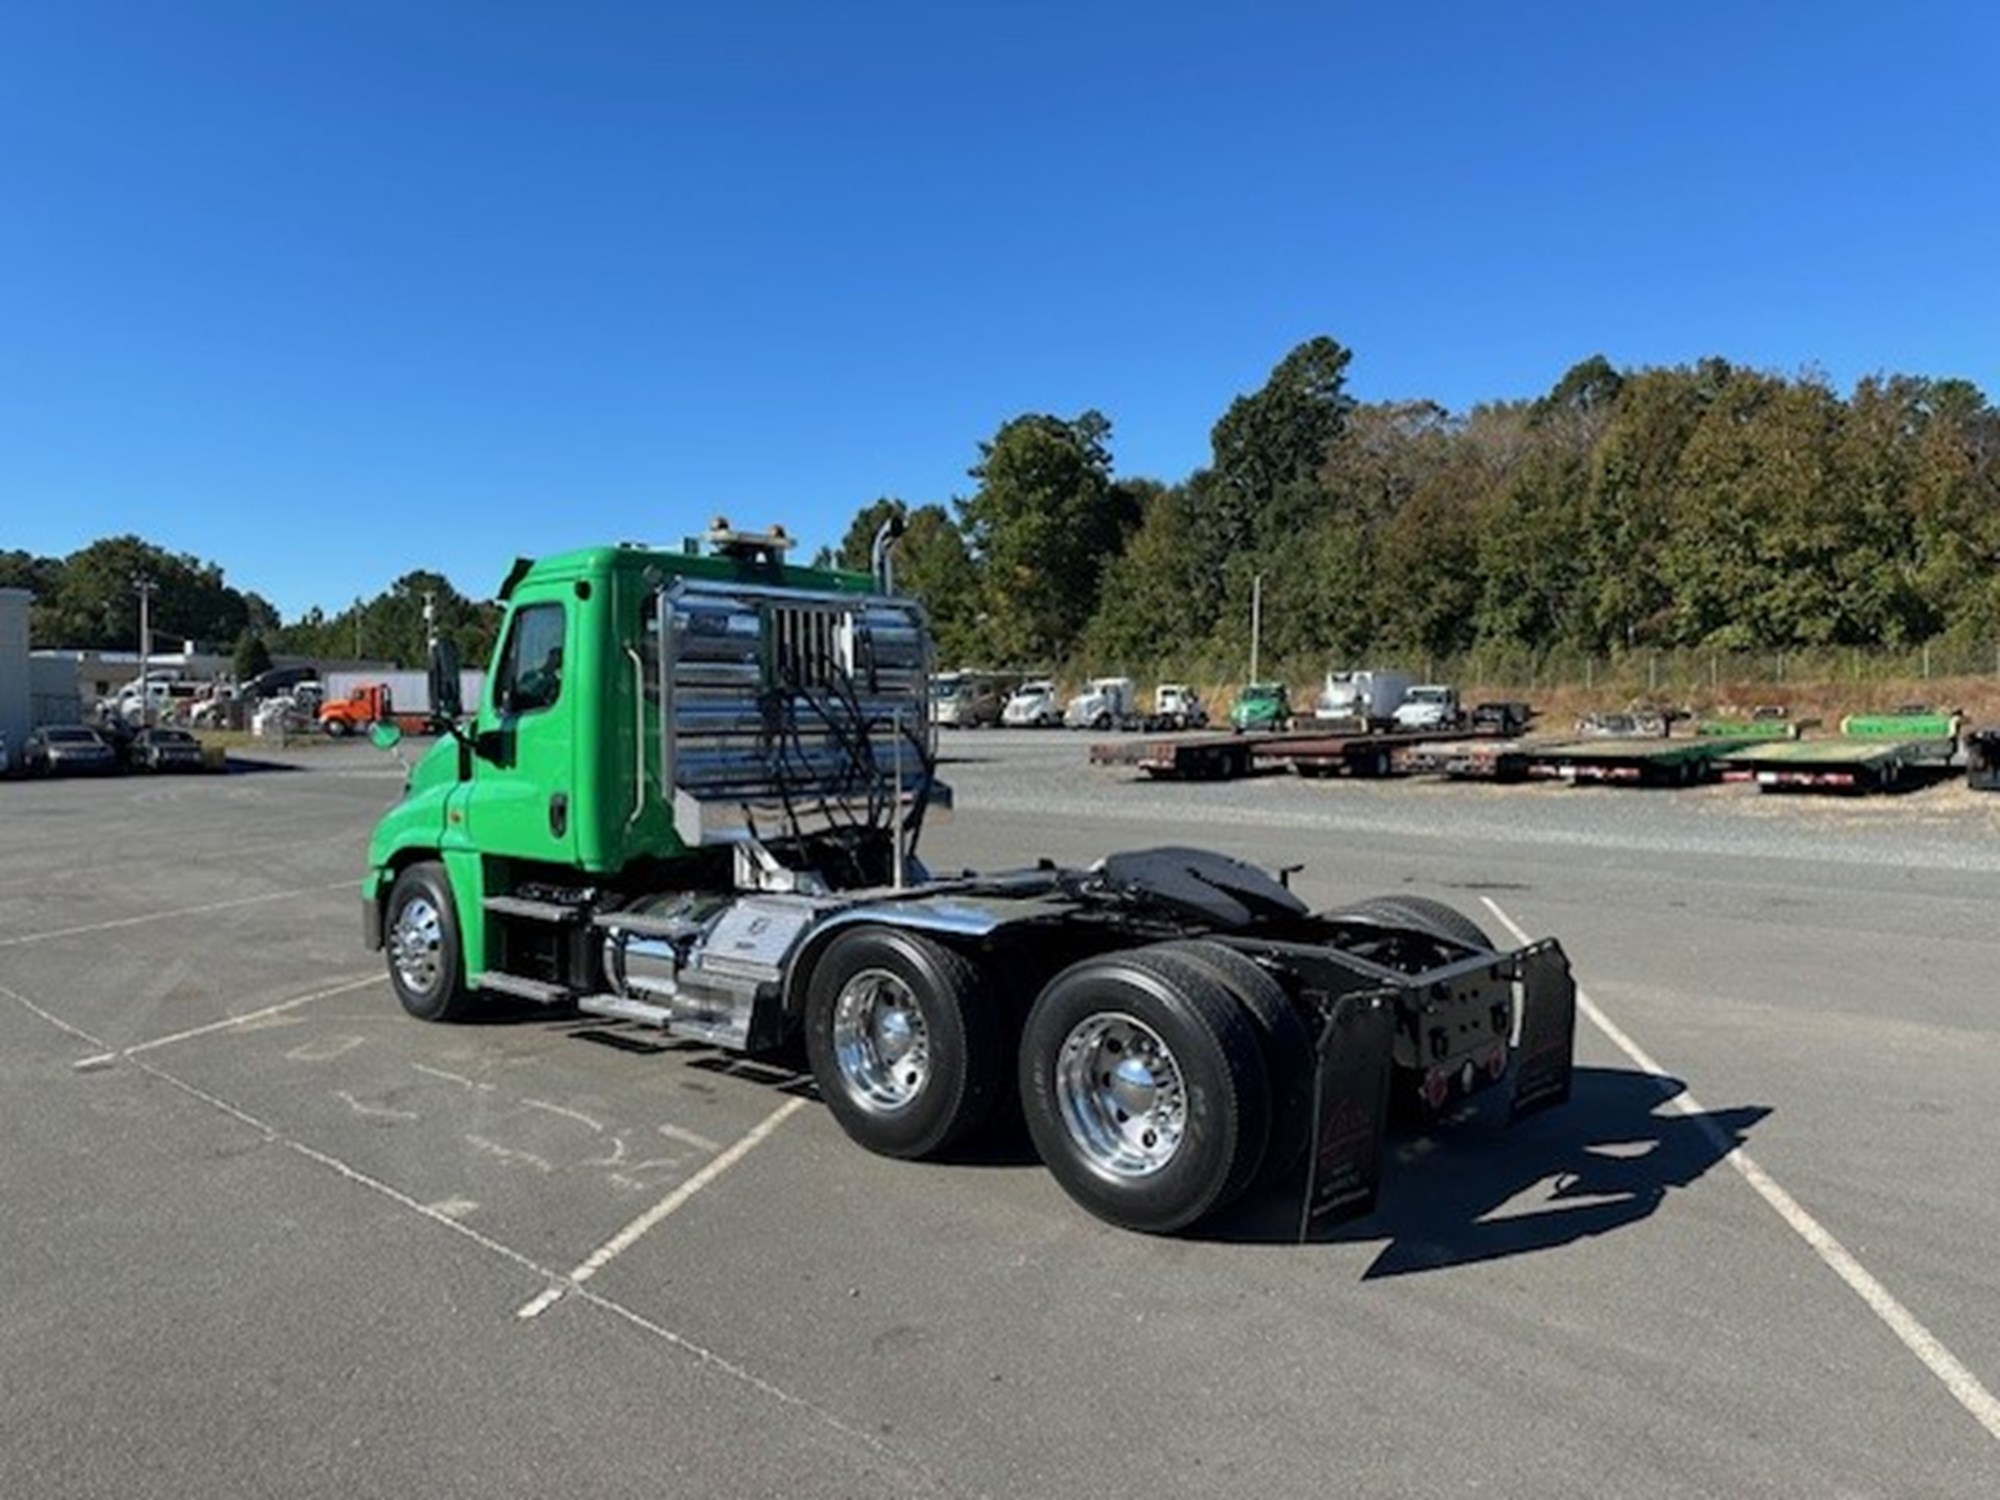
4, 732, 1998, 1498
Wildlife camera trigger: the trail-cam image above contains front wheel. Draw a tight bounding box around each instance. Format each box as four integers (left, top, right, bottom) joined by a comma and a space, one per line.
384, 862, 475, 1021
805, 927, 1005, 1160
324, 718, 350, 738
1022, 947, 1269, 1234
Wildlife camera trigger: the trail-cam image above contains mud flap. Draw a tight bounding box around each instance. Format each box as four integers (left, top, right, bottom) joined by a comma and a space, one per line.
1510, 940, 1575, 1120
1300, 986, 1396, 1238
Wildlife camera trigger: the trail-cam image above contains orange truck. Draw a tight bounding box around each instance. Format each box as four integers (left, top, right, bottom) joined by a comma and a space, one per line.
318, 683, 438, 738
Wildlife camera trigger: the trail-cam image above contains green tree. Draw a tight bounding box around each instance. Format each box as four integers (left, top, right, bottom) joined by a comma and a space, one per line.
1201, 336, 1356, 558
1082, 483, 1209, 670
831, 499, 985, 662
956, 411, 1132, 664
233, 631, 273, 681
37, 536, 252, 651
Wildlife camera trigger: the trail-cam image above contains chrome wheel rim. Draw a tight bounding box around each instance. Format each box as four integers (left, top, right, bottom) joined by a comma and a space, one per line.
390, 895, 443, 995
1055, 1012, 1186, 1178
831, 968, 929, 1113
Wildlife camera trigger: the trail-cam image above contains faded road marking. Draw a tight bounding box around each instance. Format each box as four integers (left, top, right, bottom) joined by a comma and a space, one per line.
4, 977, 945, 1492
288, 1034, 367, 1063
521, 1098, 605, 1132
412, 1063, 498, 1092
71, 974, 382, 1070
1, 882, 357, 949
658, 1122, 722, 1154
465, 1134, 556, 1173
516, 1097, 806, 1319
336, 1090, 419, 1122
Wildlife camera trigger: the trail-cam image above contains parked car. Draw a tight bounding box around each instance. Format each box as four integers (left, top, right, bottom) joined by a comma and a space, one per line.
22, 725, 121, 776
127, 725, 206, 773
1229, 681, 1294, 732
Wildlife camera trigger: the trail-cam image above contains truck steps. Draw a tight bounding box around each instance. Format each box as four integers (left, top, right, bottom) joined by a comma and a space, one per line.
471, 971, 573, 1006
575, 992, 753, 1050
483, 894, 588, 923
576, 992, 674, 1027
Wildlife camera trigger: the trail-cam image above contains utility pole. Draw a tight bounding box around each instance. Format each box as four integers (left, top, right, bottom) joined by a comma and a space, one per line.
1249, 573, 1264, 683
134, 575, 155, 727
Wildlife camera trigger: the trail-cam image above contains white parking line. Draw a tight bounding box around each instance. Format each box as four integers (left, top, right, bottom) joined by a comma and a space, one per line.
71, 973, 382, 1070
3, 974, 938, 1487
516, 1097, 807, 1319
1, 980, 103, 1047
0, 881, 357, 949
1483, 896, 2000, 1444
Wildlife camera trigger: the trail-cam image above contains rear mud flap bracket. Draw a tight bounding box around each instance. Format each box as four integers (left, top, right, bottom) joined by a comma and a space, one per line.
1510, 939, 1576, 1121
1301, 985, 1397, 1237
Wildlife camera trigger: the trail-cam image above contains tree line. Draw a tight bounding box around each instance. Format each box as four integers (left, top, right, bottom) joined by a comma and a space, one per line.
0, 536, 499, 675
830, 339, 2000, 684
11, 335, 1996, 687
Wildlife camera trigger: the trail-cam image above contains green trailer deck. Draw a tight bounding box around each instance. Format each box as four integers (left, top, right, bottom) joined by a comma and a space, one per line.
1717, 713, 1960, 792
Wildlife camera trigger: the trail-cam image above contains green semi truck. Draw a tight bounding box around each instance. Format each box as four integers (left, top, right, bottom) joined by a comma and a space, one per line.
362, 520, 1576, 1234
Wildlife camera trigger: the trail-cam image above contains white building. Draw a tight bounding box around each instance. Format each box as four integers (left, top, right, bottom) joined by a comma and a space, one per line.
0, 588, 30, 751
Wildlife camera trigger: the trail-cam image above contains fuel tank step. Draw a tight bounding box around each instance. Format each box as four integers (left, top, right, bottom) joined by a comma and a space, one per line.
470, 970, 573, 1005
483, 895, 587, 924
576, 992, 674, 1027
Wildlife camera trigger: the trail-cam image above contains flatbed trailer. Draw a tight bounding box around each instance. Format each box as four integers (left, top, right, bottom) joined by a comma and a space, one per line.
1523, 733, 1770, 787
1091, 727, 1471, 781
1716, 713, 1961, 792
1394, 735, 1537, 781
1280, 727, 1476, 779
1088, 729, 1271, 780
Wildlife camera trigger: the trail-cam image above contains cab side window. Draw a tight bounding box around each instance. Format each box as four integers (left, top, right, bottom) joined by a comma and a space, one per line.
496, 602, 566, 714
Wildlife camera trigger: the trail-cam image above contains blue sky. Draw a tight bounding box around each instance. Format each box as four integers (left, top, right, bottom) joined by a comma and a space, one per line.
2, 1, 1994, 620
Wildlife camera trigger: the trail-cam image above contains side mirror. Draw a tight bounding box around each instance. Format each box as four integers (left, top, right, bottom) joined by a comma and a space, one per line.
369, 721, 404, 751
428, 637, 464, 721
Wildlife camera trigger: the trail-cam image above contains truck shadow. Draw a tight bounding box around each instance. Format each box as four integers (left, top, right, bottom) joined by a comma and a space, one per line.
1208, 1065, 1768, 1271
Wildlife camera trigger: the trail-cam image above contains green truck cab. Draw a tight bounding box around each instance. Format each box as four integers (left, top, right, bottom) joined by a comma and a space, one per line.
1229, 681, 1293, 732
360, 522, 1577, 1235
364, 531, 886, 981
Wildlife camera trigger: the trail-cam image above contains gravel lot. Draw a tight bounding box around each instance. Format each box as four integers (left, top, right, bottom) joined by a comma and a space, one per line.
4, 732, 1997, 1497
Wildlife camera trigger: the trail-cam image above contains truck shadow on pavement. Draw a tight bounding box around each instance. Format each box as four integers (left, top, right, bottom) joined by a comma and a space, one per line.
1210, 1065, 1769, 1272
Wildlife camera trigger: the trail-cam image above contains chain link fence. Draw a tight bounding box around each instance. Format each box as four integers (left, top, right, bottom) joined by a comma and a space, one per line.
1058, 640, 2000, 709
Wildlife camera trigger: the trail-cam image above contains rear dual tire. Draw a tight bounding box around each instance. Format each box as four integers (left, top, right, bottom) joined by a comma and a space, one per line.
1021, 948, 1270, 1234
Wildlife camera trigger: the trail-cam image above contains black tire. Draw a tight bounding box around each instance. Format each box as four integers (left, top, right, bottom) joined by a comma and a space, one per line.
804, 927, 1005, 1161
1156, 940, 1316, 1190
1021, 947, 1269, 1234
1332, 894, 1495, 952
383, 862, 475, 1021
324, 718, 350, 738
